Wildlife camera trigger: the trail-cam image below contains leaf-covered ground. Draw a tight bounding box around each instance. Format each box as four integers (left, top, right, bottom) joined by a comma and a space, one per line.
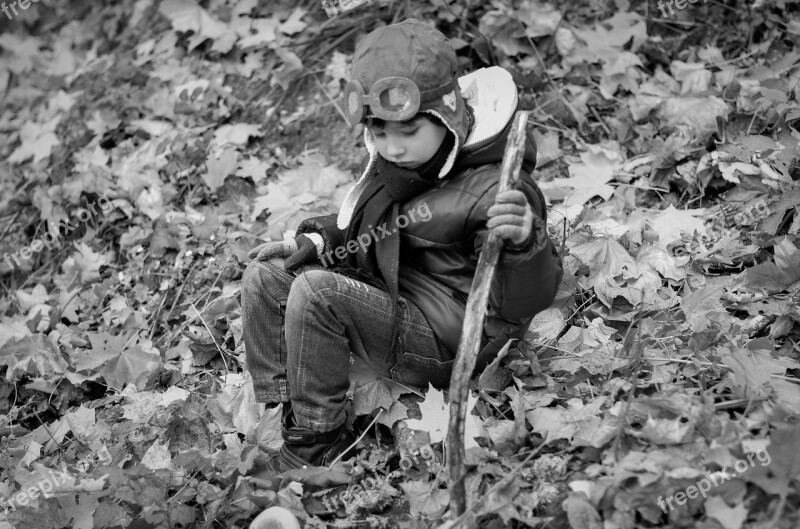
1, 0, 799, 528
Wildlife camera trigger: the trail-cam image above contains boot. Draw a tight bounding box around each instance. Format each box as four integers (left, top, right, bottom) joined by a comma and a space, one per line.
252, 409, 357, 480
278, 409, 357, 468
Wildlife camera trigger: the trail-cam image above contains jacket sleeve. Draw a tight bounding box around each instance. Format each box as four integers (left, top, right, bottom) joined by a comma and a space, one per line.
469, 173, 563, 321
292, 155, 370, 265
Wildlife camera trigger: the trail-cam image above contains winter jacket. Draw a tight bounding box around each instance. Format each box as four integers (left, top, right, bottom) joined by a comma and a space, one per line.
296, 66, 563, 373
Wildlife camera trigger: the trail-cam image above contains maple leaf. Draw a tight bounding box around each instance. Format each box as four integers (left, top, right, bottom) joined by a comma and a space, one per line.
404, 384, 484, 449
8, 118, 60, 165
100, 344, 161, 391
77, 332, 161, 391
207, 373, 262, 435
401, 479, 449, 517
0, 334, 68, 381
539, 143, 620, 208
0, 33, 41, 73
570, 236, 663, 307
773, 236, 800, 286
649, 205, 708, 249
0, 315, 30, 348
570, 11, 647, 65
159, 0, 235, 52
658, 96, 729, 138
527, 397, 607, 443
204, 147, 239, 193
680, 281, 728, 332
744, 424, 800, 498
349, 358, 410, 427
272, 48, 304, 91
278, 8, 308, 35
533, 129, 561, 166
69, 242, 110, 284
563, 495, 603, 529
237, 155, 273, 184
352, 379, 394, 416
141, 440, 173, 470
704, 497, 748, 529
122, 386, 190, 422
64, 405, 96, 439
212, 123, 264, 148
253, 404, 283, 452
237, 17, 280, 48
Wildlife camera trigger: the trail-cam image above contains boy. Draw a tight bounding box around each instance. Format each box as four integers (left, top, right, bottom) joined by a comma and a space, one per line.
242, 19, 562, 473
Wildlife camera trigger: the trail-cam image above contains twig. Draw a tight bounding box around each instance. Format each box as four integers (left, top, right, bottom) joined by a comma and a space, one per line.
589, 105, 612, 136
383, 378, 423, 398
771, 374, 800, 384
190, 302, 230, 376
714, 397, 768, 410
611, 316, 647, 460
313, 74, 349, 126
163, 261, 197, 328
328, 409, 382, 467
196, 256, 228, 311
447, 111, 529, 515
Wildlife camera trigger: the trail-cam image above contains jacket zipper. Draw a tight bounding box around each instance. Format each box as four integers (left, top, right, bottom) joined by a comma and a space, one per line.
460, 129, 502, 157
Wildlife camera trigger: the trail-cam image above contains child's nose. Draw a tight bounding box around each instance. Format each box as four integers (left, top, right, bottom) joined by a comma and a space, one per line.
385, 138, 405, 158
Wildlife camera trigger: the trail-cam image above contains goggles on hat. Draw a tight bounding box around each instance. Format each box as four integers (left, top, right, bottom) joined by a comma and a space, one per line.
343, 76, 457, 126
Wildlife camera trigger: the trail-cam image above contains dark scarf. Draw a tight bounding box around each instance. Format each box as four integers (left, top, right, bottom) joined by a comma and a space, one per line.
332, 131, 456, 358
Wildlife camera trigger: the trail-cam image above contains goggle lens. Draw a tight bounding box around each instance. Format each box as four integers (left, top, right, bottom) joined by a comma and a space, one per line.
382, 86, 410, 110
347, 90, 361, 115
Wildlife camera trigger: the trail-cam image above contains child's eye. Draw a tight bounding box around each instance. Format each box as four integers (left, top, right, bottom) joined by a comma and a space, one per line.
371, 130, 385, 138
401, 129, 418, 137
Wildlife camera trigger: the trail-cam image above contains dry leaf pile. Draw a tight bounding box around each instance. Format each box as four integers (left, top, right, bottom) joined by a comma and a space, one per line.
0, 0, 799, 528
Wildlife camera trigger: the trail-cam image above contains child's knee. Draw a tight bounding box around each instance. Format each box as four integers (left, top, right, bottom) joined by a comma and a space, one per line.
242, 259, 286, 294
287, 269, 338, 307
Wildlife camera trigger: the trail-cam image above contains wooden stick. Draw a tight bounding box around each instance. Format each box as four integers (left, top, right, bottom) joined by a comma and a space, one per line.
446, 111, 530, 515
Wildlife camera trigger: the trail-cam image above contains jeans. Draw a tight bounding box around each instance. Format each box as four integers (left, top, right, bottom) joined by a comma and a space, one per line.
241, 257, 455, 432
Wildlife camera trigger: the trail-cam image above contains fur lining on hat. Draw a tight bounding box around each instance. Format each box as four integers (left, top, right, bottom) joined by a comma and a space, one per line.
459, 66, 518, 148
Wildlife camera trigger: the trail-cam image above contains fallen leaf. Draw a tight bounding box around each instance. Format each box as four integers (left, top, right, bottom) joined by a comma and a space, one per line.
704, 496, 748, 529
141, 440, 172, 470
401, 479, 449, 517
204, 147, 239, 192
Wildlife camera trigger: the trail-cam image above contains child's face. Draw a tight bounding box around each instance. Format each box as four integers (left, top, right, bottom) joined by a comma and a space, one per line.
367, 116, 447, 169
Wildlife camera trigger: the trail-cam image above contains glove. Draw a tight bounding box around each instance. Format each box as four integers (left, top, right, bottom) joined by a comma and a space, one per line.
248, 234, 323, 272
248, 240, 296, 261
487, 189, 536, 249
283, 234, 320, 272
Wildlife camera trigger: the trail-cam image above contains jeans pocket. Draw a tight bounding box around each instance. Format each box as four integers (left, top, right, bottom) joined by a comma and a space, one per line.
390, 351, 455, 390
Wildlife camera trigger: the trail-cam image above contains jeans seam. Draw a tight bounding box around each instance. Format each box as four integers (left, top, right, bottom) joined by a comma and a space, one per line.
294, 273, 347, 429
259, 259, 295, 280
